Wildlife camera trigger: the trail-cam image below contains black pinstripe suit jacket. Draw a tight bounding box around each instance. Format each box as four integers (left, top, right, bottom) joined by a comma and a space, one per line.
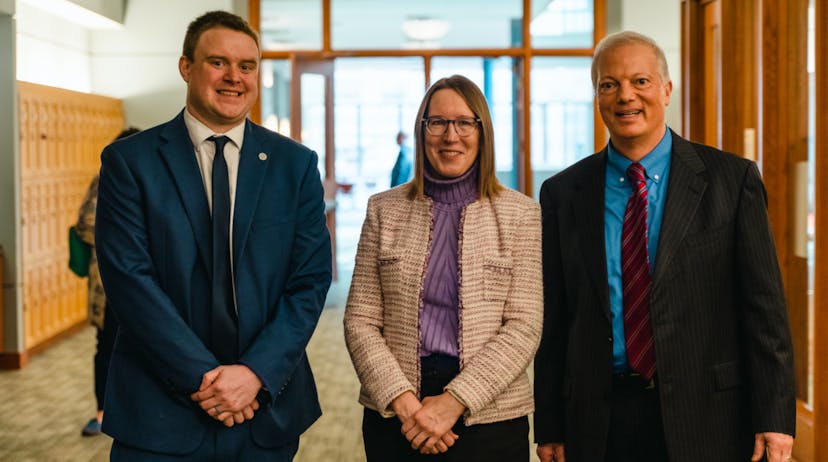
533, 130, 795, 462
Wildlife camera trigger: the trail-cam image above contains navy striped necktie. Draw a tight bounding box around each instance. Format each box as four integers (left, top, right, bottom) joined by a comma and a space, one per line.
209, 135, 238, 364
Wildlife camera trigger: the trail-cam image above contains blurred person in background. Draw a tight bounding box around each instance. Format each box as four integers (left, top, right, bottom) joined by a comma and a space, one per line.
76, 126, 140, 437
390, 130, 413, 187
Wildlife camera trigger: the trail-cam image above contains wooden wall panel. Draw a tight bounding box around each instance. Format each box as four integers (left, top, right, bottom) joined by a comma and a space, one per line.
814, 0, 828, 457
761, 0, 810, 404
17, 81, 123, 350
683, 0, 759, 152
719, 0, 757, 156
681, 0, 703, 140
702, 0, 721, 148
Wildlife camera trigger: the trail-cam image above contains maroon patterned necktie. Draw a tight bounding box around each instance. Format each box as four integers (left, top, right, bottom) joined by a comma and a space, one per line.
622, 162, 656, 380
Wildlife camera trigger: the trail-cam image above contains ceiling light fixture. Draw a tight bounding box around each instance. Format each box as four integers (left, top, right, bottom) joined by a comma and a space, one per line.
401, 17, 450, 42
20, 0, 123, 30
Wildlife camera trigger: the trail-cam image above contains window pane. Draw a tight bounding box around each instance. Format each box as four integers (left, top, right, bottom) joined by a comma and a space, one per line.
431, 57, 518, 189
301, 73, 327, 178
333, 57, 425, 267
332, 0, 523, 50
530, 0, 593, 49
260, 0, 321, 50
530, 57, 594, 198
260, 60, 292, 137
334, 58, 424, 188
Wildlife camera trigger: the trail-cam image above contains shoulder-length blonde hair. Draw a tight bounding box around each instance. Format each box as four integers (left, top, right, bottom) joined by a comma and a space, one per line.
407, 74, 503, 200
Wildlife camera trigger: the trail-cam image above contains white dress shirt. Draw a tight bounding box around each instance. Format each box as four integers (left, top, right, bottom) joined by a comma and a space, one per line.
183, 109, 245, 252
183, 109, 246, 311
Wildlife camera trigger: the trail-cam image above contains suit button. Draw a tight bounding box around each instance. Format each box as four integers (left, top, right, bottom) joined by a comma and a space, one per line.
608, 337, 613, 343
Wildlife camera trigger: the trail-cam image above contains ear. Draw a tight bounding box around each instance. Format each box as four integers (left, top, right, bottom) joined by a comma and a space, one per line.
179, 56, 191, 83
662, 79, 673, 106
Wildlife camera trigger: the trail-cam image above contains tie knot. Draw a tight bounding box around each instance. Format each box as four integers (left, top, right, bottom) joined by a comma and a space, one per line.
626, 163, 647, 186
209, 135, 231, 155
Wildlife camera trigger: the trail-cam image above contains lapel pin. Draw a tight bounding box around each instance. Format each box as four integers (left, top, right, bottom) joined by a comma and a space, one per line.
258, 152, 268, 161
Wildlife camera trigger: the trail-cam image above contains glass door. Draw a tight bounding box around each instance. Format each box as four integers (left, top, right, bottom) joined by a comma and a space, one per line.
332, 57, 425, 274
291, 58, 338, 278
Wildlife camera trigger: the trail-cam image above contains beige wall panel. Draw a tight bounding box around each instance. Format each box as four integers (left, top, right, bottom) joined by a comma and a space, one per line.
17, 81, 123, 350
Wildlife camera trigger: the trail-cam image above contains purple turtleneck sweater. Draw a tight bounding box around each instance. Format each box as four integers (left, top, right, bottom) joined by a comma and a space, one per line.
420, 161, 479, 358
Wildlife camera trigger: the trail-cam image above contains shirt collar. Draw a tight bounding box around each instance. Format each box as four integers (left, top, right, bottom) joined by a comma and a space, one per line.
183, 108, 245, 151
607, 126, 672, 185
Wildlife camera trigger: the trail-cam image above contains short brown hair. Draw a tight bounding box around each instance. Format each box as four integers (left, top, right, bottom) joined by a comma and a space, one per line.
408, 75, 502, 200
182, 10, 259, 61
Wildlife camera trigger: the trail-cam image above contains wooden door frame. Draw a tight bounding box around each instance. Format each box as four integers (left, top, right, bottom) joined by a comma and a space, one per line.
290, 58, 335, 178
814, 0, 828, 458
290, 58, 337, 279
682, 0, 821, 459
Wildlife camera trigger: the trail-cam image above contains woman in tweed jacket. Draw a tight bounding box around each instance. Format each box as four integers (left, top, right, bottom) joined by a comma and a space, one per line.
75, 127, 140, 436
344, 75, 543, 461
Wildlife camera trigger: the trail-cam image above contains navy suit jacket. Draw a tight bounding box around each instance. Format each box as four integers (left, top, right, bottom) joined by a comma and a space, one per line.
534, 131, 795, 461
95, 112, 332, 454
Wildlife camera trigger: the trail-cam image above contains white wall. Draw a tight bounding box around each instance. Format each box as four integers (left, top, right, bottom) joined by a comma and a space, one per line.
607, 0, 682, 131
1, 9, 23, 352
15, 0, 243, 129
16, 2, 93, 92
90, 0, 235, 129
68, 0, 123, 22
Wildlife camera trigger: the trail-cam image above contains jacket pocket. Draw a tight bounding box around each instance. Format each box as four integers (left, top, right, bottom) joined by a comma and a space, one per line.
483, 257, 513, 302
378, 252, 401, 267
713, 360, 743, 390
378, 252, 403, 298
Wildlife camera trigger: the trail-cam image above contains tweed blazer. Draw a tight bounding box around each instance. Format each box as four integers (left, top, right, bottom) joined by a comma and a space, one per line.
344, 185, 543, 426
76, 175, 106, 329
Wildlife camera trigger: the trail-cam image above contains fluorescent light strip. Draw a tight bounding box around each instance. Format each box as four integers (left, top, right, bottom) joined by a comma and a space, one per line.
20, 0, 123, 30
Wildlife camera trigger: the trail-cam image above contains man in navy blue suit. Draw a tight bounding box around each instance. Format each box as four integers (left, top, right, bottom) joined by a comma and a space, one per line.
95, 10, 332, 460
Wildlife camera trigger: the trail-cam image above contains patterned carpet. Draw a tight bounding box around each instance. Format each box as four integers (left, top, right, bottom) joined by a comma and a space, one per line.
0, 272, 543, 461
0, 275, 365, 462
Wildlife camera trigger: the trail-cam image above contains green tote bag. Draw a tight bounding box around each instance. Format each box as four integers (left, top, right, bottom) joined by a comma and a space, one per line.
68, 226, 91, 277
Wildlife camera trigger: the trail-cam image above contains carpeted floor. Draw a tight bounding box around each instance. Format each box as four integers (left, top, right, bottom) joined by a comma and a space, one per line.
0, 274, 365, 462
0, 271, 544, 461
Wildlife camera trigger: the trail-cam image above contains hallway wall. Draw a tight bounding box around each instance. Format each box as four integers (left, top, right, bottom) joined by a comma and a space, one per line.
89, 0, 238, 129
16, 2, 93, 93
15, 0, 247, 129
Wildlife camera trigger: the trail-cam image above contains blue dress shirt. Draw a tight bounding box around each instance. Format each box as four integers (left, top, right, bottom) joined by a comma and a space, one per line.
605, 127, 672, 373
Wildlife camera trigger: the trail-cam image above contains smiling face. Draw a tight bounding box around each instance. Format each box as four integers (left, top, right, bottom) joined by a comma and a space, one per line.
179, 27, 259, 133
423, 89, 480, 178
595, 42, 672, 159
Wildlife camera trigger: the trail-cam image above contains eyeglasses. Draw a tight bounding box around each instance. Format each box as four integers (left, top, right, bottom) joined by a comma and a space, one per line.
422, 117, 480, 137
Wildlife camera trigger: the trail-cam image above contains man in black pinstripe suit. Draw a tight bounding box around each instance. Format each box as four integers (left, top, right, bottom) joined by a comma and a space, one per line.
534, 31, 795, 462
